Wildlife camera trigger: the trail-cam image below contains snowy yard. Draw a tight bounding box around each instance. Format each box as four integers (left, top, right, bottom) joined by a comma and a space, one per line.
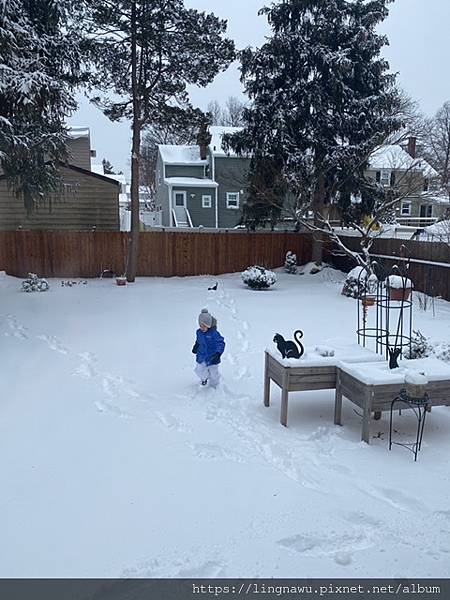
1, 267, 450, 578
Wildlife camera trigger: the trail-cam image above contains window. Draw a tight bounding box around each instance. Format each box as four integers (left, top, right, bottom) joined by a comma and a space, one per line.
202, 195, 212, 208
375, 171, 381, 183
401, 201, 411, 216
380, 169, 390, 187
420, 204, 433, 218
423, 179, 429, 192
390, 171, 396, 187
226, 192, 240, 209
174, 191, 186, 207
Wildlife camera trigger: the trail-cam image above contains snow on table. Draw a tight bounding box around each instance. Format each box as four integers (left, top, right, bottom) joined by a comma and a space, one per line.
266, 340, 384, 368
335, 357, 450, 443
338, 356, 450, 385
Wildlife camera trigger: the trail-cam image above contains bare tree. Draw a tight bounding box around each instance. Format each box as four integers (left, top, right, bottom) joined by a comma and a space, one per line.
207, 96, 245, 127
422, 101, 450, 195
206, 100, 226, 126
301, 146, 440, 273
224, 96, 245, 127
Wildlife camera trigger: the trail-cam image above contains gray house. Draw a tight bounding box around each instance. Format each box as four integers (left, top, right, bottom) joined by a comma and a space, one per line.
366, 141, 448, 225
154, 126, 250, 228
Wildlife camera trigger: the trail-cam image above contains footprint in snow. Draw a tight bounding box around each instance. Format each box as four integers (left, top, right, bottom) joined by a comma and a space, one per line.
277, 528, 374, 558
187, 442, 246, 464
5, 315, 28, 339
122, 556, 226, 578
36, 334, 68, 354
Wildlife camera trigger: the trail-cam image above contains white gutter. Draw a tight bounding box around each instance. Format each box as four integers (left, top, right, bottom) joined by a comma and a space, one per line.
168, 183, 173, 227
212, 152, 218, 228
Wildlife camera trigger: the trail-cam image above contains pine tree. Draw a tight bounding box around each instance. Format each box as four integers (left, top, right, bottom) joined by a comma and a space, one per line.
0, 0, 87, 212
226, 0, 401, 261
87, 0, 235, 282
102, 159, 115, 174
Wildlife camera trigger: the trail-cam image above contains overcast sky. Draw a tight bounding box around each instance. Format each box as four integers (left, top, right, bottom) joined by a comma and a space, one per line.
68, 0, 450, 177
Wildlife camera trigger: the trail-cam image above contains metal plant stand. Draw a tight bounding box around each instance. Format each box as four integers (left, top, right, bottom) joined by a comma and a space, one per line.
389, 389, 429, 461
356, 260, 413, 363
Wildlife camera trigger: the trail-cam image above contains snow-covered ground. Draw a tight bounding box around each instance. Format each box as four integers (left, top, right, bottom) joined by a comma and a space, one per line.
1, 267, 450, 578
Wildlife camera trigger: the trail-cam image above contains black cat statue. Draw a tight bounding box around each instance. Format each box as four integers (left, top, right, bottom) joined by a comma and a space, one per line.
273, 330, 305, 359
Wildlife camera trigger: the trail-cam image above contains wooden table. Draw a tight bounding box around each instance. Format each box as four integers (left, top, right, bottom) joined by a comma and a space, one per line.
334, 358, 450, 443
263, 346, 383, 427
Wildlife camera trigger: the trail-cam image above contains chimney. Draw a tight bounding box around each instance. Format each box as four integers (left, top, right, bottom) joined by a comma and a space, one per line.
199, 141, 207, 161
406, 136, 417, 159
196, 121, 211, 161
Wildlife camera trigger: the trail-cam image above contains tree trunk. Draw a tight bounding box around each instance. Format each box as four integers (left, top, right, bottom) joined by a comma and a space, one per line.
311, 173, 326, 266
128, 119, 141, 282
127, 0, 140, 283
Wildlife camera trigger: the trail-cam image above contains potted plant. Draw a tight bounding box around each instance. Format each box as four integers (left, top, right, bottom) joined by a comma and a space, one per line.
385, 274, 412, 301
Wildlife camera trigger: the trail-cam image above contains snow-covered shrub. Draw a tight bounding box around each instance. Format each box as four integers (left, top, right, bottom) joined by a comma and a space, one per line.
21, 273, 49, 293
341, 266, 374, 299
241, 265, 277, 290
434, 342, 450, 363
403, 330, 432, 360
284, 251, 297, 274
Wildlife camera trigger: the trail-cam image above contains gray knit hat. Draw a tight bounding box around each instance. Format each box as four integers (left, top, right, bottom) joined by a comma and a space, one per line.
198, 308, 213, 328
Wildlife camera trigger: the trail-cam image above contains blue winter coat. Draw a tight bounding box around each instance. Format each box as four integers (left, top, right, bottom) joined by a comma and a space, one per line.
195, 327, 225, 366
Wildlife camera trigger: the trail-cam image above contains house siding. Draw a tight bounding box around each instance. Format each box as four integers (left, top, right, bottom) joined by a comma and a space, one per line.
214, 156, 250, 228
165, 165, 206, 179
178, 186, 216, 228
67, 136, 92, 171
0, 166, 119, 231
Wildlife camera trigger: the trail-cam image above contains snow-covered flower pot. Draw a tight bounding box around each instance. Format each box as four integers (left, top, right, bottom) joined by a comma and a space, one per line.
404, 371, 428, 399
116, 276, 127, 286
386, 275, 412, 301
241, 265, 277, 290
362, 294, 376, 307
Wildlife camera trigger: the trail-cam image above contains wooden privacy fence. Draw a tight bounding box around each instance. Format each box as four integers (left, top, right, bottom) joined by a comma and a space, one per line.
327, 235, 450, 301
0, 229, 314, 278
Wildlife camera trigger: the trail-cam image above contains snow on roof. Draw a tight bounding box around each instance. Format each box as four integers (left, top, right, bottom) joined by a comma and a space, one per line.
67, 126, 90, 140
209, 126, 242, 156
91, 164, 127, 186
164, 177, 218, 188
369, 145, 437, 177
159, 145, 206, 165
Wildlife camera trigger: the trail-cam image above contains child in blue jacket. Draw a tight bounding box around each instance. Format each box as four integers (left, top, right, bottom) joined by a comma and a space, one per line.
192, 308, 225, 388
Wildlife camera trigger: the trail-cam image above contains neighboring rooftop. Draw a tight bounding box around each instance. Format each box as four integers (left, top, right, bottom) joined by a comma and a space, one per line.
209, 125, 242, 157
164, 177, 218, 188
369, 145, 437, 177
159, 145, 206, 165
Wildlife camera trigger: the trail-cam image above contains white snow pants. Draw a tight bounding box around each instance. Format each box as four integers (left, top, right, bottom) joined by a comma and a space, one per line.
195, 362, 220, 388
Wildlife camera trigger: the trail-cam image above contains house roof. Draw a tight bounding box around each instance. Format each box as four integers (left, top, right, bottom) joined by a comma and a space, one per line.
164, 177, 218, 188
0, 161, 120, 186
209, 126, 242, 157
67, 126, 90, 140
91, 164, 127, 186
158, 145, 206, 165
59, 162, 120, 186
369, 145, 437, 177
